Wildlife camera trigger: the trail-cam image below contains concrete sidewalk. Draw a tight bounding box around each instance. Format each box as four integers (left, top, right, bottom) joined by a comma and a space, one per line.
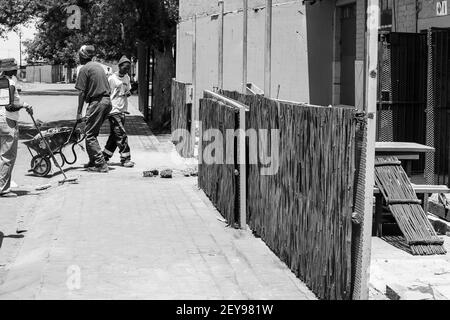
0, 99, 315, 300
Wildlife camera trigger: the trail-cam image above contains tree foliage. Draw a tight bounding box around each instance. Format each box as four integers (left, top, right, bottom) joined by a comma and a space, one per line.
2, 0, 178, 128
23, 0, 179, 67
0, 0, 49, 36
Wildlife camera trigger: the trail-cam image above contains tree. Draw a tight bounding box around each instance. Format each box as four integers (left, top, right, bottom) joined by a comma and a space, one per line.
0, 0, 49, 36
128, 0, 178, 128
23, 0, 179, 129
25, 0, 136, 67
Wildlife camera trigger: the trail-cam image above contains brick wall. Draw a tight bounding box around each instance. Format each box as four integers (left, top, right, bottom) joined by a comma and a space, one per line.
418, 0, 450, 30
419, 0, 444, 19
395, 0, 417, 32
391, 0, 450, 33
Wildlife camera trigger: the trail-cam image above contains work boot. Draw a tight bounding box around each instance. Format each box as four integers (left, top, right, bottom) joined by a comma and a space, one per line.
87, 163, 109, 173
121, 160, 135, 168
102, 155, 114, 166
83, 161, 95, 169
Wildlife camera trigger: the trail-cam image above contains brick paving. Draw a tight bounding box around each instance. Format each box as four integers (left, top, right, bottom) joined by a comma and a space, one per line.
0, 91, 315, 300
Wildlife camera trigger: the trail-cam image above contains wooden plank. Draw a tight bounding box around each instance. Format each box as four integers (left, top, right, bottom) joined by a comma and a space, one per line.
375, 154, 420, 160
204, 90, 249, 110
375, 142, 435, 153
374, 184, 450, 194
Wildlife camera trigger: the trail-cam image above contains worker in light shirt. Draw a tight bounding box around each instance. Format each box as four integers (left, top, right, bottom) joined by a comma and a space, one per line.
102, 56, 134, 168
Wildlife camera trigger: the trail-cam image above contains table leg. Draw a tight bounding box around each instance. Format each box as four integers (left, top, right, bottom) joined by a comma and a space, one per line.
406, 160, 412, 176
375, 194, 383, 237
423, 193, 429, 215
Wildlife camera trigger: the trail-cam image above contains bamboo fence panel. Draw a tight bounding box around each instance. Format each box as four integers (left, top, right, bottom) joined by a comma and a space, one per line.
198, 98, 239, 226
218, 90, 357, 300
375, 156, 446, 255
171, 79, 193, 158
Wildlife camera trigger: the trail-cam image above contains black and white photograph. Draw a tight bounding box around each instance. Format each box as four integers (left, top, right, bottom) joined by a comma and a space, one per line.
0, 0, 450, 307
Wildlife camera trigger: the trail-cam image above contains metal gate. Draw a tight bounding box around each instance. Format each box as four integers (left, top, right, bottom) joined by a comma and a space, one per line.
377, 32, 428, 173
429, 28, 450, 186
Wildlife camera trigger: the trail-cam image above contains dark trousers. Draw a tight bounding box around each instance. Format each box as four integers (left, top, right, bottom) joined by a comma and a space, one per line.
85, 97, 112, 167
103, 113, 131, 162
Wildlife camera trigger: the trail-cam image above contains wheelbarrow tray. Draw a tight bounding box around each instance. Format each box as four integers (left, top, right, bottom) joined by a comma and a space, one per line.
23, 127, 80, 156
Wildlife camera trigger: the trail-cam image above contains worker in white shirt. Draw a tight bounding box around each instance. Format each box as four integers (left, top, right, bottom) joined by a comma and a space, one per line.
102, 56, 134, 168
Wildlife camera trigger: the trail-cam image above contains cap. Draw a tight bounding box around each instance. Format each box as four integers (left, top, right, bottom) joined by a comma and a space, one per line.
79, 45, 96, 60
118, 55, 131, 66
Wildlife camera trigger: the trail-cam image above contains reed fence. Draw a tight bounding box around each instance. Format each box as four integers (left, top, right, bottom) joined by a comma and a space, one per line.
198, 97, 240, 226
171, 79, 194, 158
215, 90, 359, 300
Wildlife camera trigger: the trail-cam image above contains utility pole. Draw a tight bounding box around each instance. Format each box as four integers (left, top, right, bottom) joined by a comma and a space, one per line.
18, 30, 22, 68
192, 14, 197, 122
353, 0, 379, 300
218, 0, 224, 90
264, 0, 272, 98
242, 0, 248, 93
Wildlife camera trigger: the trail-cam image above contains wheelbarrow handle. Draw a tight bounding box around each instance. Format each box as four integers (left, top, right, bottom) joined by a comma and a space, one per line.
64, 116, 86, 146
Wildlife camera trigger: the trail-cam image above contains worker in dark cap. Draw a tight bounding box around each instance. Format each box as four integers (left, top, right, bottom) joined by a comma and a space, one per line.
75, 45, 112, 173
102, 56, 135, 168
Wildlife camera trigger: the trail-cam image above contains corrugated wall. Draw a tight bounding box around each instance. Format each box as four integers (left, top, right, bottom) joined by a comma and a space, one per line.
26, 65, 63, 83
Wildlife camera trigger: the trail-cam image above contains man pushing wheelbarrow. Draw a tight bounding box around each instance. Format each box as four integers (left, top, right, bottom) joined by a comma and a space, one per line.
75, 45, 112, 173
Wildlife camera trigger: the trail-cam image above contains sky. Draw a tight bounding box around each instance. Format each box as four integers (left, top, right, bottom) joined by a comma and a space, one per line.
0, 23, 37, 66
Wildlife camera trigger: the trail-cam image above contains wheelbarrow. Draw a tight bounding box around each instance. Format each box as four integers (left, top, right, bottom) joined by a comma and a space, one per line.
23, 117, 86, 177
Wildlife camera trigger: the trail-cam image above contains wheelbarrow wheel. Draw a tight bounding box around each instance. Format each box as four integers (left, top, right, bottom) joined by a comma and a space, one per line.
31, 156, 51, 177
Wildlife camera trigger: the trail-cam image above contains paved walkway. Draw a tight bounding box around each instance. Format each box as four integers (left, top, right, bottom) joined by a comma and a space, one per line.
0, 95, 315, 300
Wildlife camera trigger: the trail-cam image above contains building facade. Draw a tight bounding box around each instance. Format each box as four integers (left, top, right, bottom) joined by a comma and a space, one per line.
380, 0, 450, 32
176, 0, 371, 112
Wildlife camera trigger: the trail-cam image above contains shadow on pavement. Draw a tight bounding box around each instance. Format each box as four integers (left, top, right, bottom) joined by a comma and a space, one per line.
381, 236, 414, 255
0, 232, 25, 250
24, 167, 89, 181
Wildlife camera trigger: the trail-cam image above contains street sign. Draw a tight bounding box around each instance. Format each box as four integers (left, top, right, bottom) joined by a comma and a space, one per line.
437, 1, 448, 16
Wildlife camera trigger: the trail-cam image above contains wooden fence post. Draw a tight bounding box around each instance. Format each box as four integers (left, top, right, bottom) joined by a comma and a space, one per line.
238, 102, 247, 229
203, 91, 247, 229
353, 0, 379, 300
